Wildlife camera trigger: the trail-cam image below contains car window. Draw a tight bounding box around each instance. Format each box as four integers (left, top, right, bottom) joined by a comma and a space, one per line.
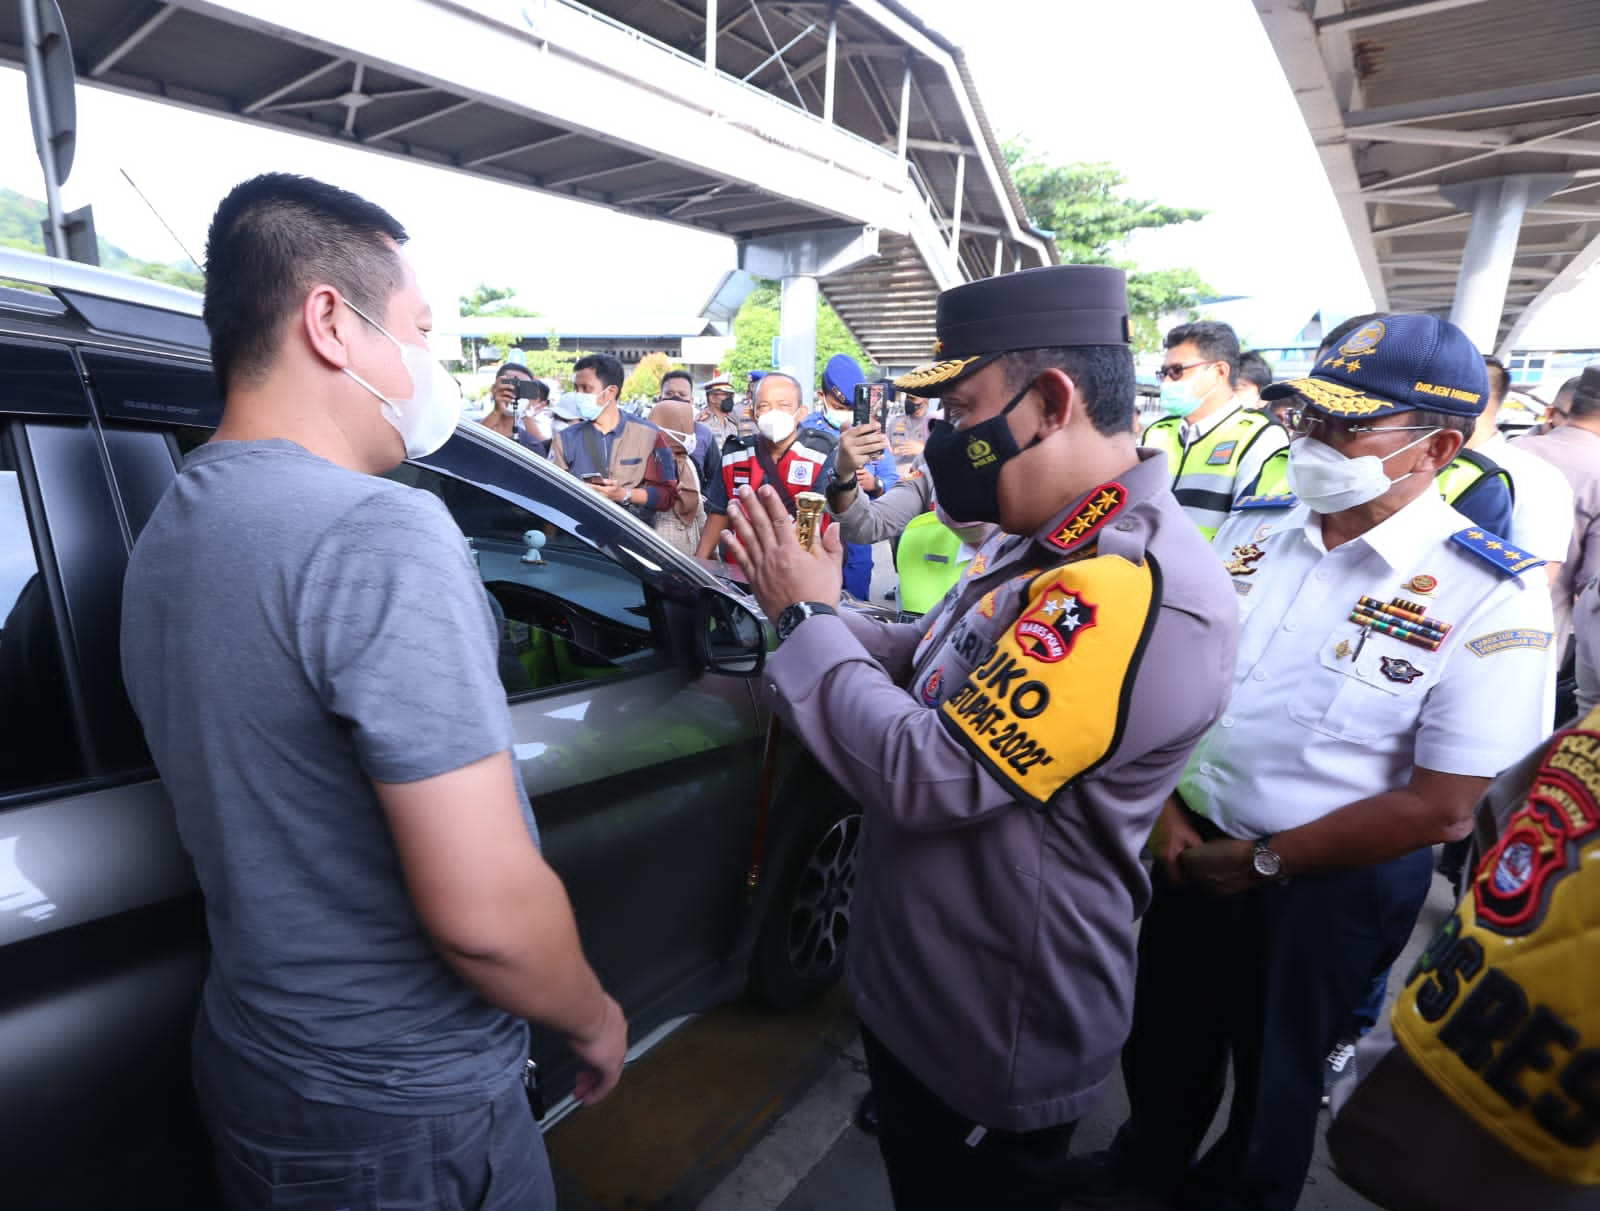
384, 463, 672, 697
0, 434, 85, 792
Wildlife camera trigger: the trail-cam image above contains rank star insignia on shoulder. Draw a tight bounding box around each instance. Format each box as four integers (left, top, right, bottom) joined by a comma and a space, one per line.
1234, 493, 1297, 510
1449, 527, 1546, 578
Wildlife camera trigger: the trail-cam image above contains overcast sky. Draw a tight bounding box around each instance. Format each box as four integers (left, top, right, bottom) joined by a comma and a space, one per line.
2, 0, 1596, 348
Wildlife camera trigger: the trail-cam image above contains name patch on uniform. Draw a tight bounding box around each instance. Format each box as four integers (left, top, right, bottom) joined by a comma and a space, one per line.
1467, 628, 1553, 657
938, 554, 1158, 806
1206, 440, 1239, 465
786, 460, 816, 486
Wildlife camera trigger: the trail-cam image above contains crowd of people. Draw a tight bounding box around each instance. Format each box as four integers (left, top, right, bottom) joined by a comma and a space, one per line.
124, 170, 1597, 1211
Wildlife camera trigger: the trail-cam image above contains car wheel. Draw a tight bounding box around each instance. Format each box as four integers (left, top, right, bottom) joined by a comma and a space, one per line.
748, 802, 862, 1010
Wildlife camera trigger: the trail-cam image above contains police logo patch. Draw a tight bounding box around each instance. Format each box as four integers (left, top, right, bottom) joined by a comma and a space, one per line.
920, 667, 944, 706
1206, 440, 1239, 466
1380, 656, 1425, 683
786, 460, 815, 486
1013, 582, 1096, 664
968, 438, 997, 469
1491, 840, 1536, 898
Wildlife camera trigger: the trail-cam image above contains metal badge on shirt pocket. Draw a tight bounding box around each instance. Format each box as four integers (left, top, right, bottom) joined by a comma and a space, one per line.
1288, 630, 1435, 743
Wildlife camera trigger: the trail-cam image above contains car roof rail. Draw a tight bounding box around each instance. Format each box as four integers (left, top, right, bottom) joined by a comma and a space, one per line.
0, 245, 207, 349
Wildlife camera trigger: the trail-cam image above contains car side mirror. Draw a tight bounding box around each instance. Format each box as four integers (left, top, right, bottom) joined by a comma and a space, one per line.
695, 589, 767, 677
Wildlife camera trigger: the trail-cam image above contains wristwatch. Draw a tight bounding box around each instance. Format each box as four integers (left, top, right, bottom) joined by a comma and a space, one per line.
1251, 836, 1285, 881
775, 601, 838, 642
825, 473, 856, 497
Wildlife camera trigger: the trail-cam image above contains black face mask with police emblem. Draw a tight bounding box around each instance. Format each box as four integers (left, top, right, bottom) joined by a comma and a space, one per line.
922, 377, 1037, 524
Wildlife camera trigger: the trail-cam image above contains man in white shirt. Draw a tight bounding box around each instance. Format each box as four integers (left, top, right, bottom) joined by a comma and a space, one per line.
1467, 356, 1573, 587
1063, 313, 1554, 1211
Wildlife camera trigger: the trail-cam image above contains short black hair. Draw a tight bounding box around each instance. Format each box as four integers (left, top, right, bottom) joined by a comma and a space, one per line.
1482, 356, 1510, 406
1554, 374, 1584, 413
1164, 320, 1240, 383
1003, 345, 1137, 436
574, 353, 624, 394
497, 363, 534, 380
1570, 367, 1600, 421
661, 368, 693, 389
203, 173, 408, 393
1317, 312, 1386, 359
1237, 350, 1273, 392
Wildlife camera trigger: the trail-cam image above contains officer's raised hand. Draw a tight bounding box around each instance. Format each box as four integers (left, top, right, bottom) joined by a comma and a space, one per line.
835, 421, 888, 479
726, 483, 842, 622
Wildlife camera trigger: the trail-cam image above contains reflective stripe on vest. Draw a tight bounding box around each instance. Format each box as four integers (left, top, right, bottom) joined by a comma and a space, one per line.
894, 510, 970, 615
1142, 409, 1274, 540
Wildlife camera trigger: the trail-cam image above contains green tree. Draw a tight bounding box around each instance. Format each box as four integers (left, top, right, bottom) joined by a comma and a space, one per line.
520, 330, 583, 389
459, 283, 536, 317
0, 188, 203, 292
621, 352, 674, 403
720, 280, 872, 387
1003, 140, 1212, 350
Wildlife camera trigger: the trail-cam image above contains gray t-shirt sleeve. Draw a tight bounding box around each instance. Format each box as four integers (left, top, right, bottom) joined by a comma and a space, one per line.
297, 487, 513, 784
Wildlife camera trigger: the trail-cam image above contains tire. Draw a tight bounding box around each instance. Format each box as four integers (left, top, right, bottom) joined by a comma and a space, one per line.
748, 801, 862, 1010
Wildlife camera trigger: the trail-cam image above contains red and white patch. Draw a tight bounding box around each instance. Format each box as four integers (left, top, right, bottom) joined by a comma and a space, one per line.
1013, 583, 1096, 663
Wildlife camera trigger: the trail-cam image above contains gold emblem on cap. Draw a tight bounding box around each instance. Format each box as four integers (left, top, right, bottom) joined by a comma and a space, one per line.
894, 356, 981, 392
1339, 320, 1386, 357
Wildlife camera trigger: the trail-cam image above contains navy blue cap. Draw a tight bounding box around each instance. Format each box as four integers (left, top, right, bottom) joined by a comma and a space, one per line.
1261, 313, 1488, 419
821, 353, 865, 401
894, 264, 1131, 393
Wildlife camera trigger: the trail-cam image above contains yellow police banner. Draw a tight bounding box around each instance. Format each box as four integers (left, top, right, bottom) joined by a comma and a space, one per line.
1393, 711, 1600, 1185
938, 555, 1157, 806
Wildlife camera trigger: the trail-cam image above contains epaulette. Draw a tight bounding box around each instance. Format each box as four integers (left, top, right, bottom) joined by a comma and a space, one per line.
1043, 482, 1128, 553
1449, 527, 1545, 577
1234, 493, 1298, 510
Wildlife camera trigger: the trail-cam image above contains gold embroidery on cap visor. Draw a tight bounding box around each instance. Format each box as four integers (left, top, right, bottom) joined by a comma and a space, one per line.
1278, 376, 1393, 417
893, 356, 983, 392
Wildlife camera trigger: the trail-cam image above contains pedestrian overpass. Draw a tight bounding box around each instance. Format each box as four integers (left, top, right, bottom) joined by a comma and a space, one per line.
0, 0, 1056, 387
1256, 0, 1600, 358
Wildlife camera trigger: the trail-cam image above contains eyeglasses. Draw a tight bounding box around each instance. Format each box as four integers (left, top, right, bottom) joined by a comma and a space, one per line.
1155, 360, 1215, 382
1284, 407, 1440, 443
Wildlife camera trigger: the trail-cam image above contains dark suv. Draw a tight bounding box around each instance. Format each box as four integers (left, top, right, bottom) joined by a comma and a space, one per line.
0, 249, 861, 1209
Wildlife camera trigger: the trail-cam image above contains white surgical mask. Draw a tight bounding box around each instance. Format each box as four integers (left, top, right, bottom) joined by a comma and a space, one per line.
757, 410, 796, 444
530, 411, 554, 441
659, 426, 697, 456
1285, 431, 1438, 514
341, 300, 460, 459
934, 500, 996, 548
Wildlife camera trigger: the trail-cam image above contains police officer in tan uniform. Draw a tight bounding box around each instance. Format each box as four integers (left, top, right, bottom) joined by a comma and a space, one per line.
724, 265, 1239, 1211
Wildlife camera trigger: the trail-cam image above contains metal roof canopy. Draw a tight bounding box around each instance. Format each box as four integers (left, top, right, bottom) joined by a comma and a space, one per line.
1254, 0, 1600, 356
0, 0, 1053, 367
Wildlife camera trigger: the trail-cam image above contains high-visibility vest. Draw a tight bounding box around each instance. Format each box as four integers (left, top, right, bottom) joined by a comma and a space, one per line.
895, 511, 972, 615
1141, 408, 1281, 540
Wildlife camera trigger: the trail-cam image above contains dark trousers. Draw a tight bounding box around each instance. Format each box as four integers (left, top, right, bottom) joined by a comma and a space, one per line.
191, 1009, 555, 1211
1114, 844, 1432, 1211
861, 1027, 1076, 1211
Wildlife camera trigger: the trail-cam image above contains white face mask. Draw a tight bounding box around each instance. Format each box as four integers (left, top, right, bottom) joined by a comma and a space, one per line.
934, 500, 995, 547
825, 407, 853, 431
757, 410, 796, 444
658, 426, 697, 456
530, 411, 554, 441
566, 392, 604, 423
341, 300, 460, 459
1285, 431, 1438, 514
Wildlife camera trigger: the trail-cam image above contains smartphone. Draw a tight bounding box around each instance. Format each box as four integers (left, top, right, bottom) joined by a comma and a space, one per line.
872, 379, 899, 431
582, 473, 607, 484
852, 382, 884, 427
514, 379, 541, 401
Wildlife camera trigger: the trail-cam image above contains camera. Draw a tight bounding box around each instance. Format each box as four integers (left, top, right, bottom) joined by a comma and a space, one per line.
514, 379, 542, 401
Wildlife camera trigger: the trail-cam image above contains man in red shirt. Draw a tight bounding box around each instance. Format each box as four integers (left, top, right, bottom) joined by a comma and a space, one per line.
697, 372, 837, 559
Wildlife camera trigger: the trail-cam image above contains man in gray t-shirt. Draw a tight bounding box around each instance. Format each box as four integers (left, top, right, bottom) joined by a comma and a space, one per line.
121, 174, 626, 1211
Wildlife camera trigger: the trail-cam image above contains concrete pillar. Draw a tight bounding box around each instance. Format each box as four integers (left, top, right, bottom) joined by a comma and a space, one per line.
780, 273, 819, 400
738, 226, 881, 402
1441, 172, 1570, 351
